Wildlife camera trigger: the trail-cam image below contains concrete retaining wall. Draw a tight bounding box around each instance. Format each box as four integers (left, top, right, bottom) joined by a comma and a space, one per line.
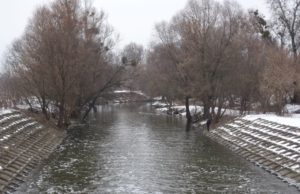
205, 118, 300, 190
0, 110, 66, 193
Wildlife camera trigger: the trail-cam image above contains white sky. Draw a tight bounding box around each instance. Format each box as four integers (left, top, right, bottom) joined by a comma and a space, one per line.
0, 0, 269, 69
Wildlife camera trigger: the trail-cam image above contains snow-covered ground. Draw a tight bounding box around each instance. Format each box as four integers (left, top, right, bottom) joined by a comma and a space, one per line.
151, 101, 168, 108
153, 102, 240, 118
0, 109, 14, 115
113, 90, 148, 97
156, 105, 202, 116
244, 114, 300, 128
284, 104, 300, 114
152, 100, 300, 129
239, 104, 300, 129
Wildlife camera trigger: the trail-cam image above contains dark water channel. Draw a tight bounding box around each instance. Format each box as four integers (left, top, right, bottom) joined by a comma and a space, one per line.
17, 104, 299, 193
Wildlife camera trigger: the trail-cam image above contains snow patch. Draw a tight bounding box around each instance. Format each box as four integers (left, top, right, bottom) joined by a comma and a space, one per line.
114, 90, 147, 97
243, 114, 300, 128
284, 104, 300, 114
0, 109, 14, 115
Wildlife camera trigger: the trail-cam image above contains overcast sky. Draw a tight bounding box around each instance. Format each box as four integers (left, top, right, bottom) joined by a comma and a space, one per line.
0, 0, 269, 68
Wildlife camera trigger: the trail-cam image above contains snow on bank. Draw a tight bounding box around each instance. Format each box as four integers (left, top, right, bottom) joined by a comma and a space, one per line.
154, 104, 240, 118
284, 104, 300, 114
243, 114, 300, 128
152, 101, 300, 130
0, 109, 14, 115
113, 90, 147, 97
152, 101, 168, 108
209, 116, 300, 189
155, 105, 203, 117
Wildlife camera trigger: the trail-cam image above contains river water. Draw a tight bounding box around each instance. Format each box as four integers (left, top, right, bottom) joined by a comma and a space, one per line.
17, 104, 299, 193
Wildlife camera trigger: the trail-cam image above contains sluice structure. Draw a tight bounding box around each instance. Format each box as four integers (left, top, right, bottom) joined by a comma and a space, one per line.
0, 110, 65, 193
206, 118, 300, 189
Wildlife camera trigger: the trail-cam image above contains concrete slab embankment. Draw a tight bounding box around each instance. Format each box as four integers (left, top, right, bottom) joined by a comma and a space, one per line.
205, 118, 300, 190
0, 110, 66, 193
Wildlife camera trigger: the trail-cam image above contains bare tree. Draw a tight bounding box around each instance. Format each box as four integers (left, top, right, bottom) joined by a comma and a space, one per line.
173, 0, 244, 121
120, 43, 144, 90
5, 0, 124, 127
267, 0, 300, 103
143, 43, 183, 106
144, 0, 293, 122
267, 0, 300, 59
121, 43, 144, 67
260, 46, 295, 114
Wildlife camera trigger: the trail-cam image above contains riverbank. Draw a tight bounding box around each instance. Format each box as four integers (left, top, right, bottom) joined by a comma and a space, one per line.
0, 109, 66, 193
15, 104, 299, 193
206, 116, 300, 190
152, 102, 300, 190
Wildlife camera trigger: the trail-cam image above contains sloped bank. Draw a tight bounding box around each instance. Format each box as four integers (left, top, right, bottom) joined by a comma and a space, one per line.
205, 117, 300, 190
0, 109, 66, 193
152, 101, 300, 189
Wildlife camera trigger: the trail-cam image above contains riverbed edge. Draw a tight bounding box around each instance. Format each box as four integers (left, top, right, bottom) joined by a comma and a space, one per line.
0, 110, 67, 193
202, 125, 300, 191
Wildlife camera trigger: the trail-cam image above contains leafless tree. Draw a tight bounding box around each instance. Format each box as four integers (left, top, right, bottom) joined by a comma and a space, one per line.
144, 0, 294, 122
120, 43, 144, 90
260, 46, 295, 114
267, 0, 300, 59
156, 0, 245, 122
5, 0, 124, 127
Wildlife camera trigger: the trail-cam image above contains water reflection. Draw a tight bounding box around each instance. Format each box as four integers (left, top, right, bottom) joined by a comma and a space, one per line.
17, 104, 299, 194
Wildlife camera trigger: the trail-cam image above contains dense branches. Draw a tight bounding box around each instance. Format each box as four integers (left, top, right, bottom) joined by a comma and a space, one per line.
5, 0, 124, 127
141, 0, 295, 121
2, 0, 298, 126
268, 0, 300, 58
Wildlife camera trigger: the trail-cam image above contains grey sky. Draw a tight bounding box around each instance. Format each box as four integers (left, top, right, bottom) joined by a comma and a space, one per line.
0, 0, 269, 68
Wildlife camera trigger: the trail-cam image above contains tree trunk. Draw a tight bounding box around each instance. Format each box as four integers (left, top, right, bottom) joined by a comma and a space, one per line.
215, 98, 224, 123
93, 106, 98, 113
292, 90, 300, 103
81, 97, 98, 123
41, 97, 49, 120
57, 105, 64, 128
240, 97, 248, 115
203, 95, 213, 119
42, 106, 49, 120
25, 98, 33, 112
185, 96, 192, 123
203, 102, 210, 119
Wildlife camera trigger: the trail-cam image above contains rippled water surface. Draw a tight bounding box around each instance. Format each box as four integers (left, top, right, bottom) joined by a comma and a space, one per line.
17, 104, 299, 193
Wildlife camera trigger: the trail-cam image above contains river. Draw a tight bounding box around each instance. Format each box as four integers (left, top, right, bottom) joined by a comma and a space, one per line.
16, 104, 299, 193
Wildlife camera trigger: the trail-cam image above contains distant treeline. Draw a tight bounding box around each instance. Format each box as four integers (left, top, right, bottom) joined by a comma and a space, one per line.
137, 0, 300, 122
0, 0, 299, 126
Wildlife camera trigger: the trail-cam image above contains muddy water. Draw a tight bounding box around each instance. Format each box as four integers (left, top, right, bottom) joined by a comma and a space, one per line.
17, 104, 299, 193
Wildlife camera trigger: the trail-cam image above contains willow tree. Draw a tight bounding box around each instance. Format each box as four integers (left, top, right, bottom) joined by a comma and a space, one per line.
6, 0, 124, 127
267, 0, 300, 103
151, 0, 246, 122
268, 0, 300, 59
